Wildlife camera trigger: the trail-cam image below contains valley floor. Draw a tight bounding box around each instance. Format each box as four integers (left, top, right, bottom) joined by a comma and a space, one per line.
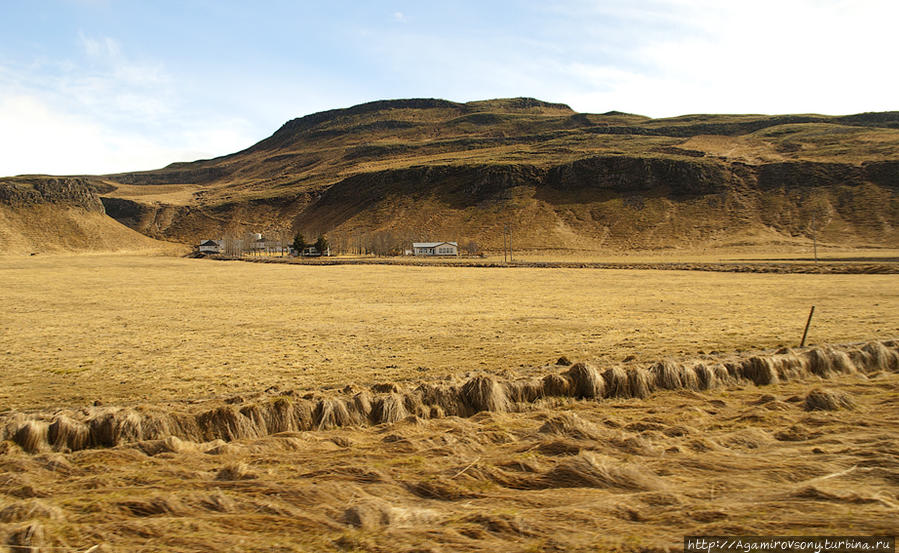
0, 254, 897, 552
0, 254, 897, 409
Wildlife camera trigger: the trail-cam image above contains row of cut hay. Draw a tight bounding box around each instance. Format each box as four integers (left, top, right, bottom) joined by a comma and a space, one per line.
2, 341, 897, 454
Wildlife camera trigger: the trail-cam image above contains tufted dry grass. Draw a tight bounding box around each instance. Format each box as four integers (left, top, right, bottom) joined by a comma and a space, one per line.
1, 373, 897, 552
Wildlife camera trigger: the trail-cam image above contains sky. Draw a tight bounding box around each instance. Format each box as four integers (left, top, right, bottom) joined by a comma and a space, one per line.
1, 0, 897, 176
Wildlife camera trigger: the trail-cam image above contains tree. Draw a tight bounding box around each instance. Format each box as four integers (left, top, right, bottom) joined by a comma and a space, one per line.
292, 233, 307, 254
369, 230, 403, 256
315, 235, 329, 255
802, 197, 834, 264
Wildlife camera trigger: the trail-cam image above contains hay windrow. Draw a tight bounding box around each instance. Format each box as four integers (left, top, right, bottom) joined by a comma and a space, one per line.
741, 356, 780, 386
504, 378, 545, 403
196, 405, 261, 442
626, 367, 654, 399
0, 499, 65, 523
12, 420, 49, 454
372, 394, 410, 424
5, 521, 47, 552
352, 391, 373, 420
541, 373, 572, 397
693, 364, 716, 390
711, 364, 733, 386
538, 412, 605, 441
314, 398, 360, 430
2, 341, 896, 454
539, 452, 666, 491
804, 389, 857, 411
215, 461, 258, 481
238, 399, 293, 435
565, 362, 606, 399
460, 375, 510, 414
650, 361, 701, 391
601, 367, 628, 397
861, 341, 899, 372
804, 348, 856, 377
414, 382, 464, 417
771, 353, 808, 381
47, 415, 90, 452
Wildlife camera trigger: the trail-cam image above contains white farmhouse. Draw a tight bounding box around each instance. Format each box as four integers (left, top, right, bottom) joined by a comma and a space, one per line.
198, 239, 223, 253
412, 242, 458, 256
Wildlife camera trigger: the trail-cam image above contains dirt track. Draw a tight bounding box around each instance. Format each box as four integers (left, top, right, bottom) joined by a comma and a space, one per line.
217, 255, 899, 274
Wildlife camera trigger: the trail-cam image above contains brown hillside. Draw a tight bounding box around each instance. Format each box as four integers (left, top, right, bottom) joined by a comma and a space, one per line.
6, 98, 899, 251
0, 177, 185, 255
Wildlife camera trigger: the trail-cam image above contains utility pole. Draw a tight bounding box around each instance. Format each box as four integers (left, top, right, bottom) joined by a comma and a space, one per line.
502, 225, 508, 263
812, 212, 818, 264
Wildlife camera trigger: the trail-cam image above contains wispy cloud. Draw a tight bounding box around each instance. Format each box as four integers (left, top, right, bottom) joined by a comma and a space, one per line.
0, 32, 256, 175
539, 0, 899, 115
78, 31, 121, 58
357, 0, 899, 117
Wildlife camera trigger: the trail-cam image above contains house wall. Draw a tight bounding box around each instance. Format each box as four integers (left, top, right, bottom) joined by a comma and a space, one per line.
413, 244, 457, 256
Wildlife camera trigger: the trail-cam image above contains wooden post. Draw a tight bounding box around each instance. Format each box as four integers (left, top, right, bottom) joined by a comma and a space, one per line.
800, 306, 815, 347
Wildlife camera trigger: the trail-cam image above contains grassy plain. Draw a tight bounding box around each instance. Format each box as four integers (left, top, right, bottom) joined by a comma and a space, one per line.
1, 255, 896, 410
1, 373, 897, 552
1, 254, 898, 552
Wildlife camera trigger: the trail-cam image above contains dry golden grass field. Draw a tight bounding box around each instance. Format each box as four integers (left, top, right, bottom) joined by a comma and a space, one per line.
1, 255, 897, 410
1, 254, 898, 552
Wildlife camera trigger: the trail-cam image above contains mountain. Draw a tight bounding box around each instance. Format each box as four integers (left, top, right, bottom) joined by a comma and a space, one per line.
0, 176, 183, 255
4, 97, 899, 253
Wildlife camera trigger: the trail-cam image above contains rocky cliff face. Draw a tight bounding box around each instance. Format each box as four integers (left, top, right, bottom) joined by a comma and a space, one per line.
543, 156, 731, 195
114, 154, 895, 250
0, 177, 105, 212
0, 176, 184, 255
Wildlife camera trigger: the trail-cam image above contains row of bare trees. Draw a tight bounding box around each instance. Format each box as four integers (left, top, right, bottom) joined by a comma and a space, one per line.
218, 227, 481, 257
328, 230, 480, 256
220, 230, 293, 257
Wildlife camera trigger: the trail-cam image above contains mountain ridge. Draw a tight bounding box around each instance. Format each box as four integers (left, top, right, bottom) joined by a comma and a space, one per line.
2, 97, 898, 254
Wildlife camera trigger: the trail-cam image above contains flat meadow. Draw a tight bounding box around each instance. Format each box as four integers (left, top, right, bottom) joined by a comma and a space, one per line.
2, 253, 899, 552
1, 254, 896, 410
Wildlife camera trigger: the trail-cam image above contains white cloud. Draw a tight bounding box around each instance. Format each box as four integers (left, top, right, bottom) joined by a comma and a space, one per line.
0, 94, 254, 176
78, 31, 121, 59
549, 0, 899, 116
393, 11, 407, 23
0, 33, 257, 176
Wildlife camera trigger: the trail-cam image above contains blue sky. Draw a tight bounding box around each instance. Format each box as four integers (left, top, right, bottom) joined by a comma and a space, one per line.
1, 0, 897, 175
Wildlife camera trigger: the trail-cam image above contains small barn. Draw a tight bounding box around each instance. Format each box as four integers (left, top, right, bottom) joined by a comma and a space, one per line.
412, 242, 458, 256
198, 239, 223, 253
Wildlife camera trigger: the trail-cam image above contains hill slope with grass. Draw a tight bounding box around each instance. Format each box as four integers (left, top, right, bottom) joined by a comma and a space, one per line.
7, 98, 899, 252
0, 176, 185, 255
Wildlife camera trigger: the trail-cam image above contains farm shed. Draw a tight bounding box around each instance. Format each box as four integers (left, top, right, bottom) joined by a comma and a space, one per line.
197, 239, 223, 253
